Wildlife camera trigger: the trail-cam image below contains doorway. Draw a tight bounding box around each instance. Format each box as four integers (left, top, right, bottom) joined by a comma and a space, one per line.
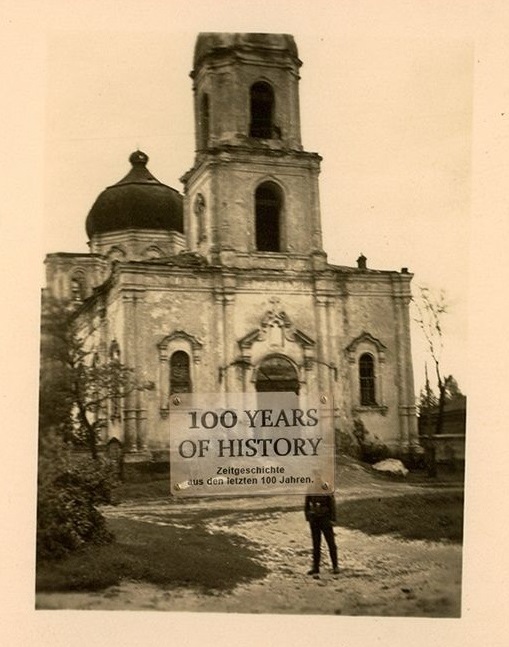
255, 355, 299, 394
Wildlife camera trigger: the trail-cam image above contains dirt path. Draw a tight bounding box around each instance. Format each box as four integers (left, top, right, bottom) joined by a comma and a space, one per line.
36, 486, 462, 616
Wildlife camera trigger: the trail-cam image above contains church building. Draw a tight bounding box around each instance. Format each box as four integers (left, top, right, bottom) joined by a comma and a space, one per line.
43, 33, 420, 468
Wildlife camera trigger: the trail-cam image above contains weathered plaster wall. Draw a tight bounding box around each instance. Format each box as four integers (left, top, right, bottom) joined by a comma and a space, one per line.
100, 264, 417, 457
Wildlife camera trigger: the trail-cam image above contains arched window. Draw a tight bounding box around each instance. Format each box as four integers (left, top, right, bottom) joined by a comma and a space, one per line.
255, 182, 282, 252
199, 93, 210, 149
194, 193, 207, 242
109, 340, 121, 363
250, 82, 274, 139
70, 273, 86, 301
359, 353, 376, 405
170, 351, 191, 394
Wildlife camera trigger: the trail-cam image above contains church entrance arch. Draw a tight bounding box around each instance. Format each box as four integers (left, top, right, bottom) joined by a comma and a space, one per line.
255, 355, 299, 394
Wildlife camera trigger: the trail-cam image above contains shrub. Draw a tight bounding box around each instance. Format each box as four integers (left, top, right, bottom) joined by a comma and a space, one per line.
336, 428, 361, 460
361, 439, 390, 464
352, 418, 390, 464
37, 433, 116, 560
402, 446, 427, 470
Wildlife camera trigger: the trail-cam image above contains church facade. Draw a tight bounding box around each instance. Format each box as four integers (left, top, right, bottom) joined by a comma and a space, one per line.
43, 33, 420, 467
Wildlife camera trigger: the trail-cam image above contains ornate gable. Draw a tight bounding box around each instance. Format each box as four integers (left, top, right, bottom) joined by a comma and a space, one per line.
158, 330, 203, 364
345, 331, 387, 363
239, 308, 315, 353
237, 305, 316, 373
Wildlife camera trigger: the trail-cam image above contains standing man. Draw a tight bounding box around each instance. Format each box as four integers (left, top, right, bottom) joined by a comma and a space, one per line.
305, 493, 339, 577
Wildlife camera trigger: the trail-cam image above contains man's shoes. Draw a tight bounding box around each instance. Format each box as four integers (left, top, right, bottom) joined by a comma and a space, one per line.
307, 569, 320, 578
332, 567, 340, 575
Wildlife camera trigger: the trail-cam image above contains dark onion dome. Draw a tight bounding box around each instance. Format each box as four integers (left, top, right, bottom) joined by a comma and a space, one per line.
193, 33, 300, 70
85, 151, 184, 239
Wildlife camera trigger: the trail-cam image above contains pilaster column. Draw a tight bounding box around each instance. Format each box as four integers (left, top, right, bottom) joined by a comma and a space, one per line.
394, 292, 411, 451
123, 292, 138, 452
337, 280, 352, 422
137, 408, 148, 451
310, 169, 324, 254
325, 296, 336, 397
210, 166, 219, 260
214, 289, 226, 392
315, 295, 329, 393
223, 292, 236, 392
158, 347, 169, 416
401, 293, 419, 447
122, 289, 146, 453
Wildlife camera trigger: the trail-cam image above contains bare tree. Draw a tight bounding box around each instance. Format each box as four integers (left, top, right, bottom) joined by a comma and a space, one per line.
413, 286, 453, 476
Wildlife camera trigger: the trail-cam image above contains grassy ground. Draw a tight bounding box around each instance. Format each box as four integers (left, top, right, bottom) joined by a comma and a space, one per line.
37, 457, 464, 594
36, 490, 463, 593
36, 516, 268, 593
111, 478, 172, 502
336, 491, 464, 543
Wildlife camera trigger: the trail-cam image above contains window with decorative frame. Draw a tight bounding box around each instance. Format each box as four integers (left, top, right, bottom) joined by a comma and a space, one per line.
170, 350, 191, 395
70, 272, 86, 301
157, 331, 202, 416
345, 332, 387, 413
359, 353, 376, 406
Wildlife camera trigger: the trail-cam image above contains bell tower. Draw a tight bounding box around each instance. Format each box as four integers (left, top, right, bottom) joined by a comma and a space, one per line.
181, 33, 326, 269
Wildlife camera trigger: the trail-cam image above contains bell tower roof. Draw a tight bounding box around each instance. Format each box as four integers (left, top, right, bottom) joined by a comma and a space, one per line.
184, 33, 325, 268
193, 33, 300, 70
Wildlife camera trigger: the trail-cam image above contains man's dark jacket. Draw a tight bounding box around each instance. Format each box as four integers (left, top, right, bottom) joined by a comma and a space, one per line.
305, 494, 336, 524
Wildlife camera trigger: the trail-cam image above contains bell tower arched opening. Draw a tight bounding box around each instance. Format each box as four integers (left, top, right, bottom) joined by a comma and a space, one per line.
255, 181, 282, 252
199, 94, 210, 150
249, 81, 274, 139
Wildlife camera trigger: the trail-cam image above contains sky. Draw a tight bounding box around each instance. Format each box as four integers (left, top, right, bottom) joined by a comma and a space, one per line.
39, 8, 473, 395
5, 0, 495, 400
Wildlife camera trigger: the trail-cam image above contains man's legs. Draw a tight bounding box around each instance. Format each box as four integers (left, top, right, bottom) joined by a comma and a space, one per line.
308, 521, 322, 574
322, 522, 338, 571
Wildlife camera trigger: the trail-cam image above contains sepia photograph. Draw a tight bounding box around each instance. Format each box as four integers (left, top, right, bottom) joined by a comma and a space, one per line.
36, 24, 469, 615
3, 0, 509, 645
